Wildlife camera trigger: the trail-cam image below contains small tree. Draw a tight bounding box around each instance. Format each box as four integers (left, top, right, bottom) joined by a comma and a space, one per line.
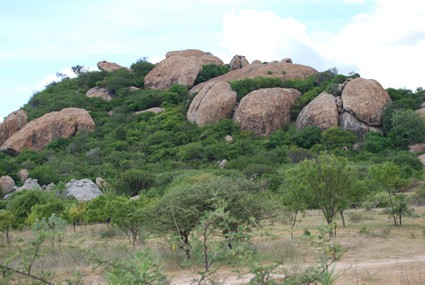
0, 210, 15, 243
369, 162, 409, 226
67, 202, 87, 232
110, 197, 148, 249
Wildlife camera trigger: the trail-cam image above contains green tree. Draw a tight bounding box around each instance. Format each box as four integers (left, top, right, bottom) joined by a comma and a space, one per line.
320, 128, 357, 150
115, 169, 156, 196
389, 109, 425, 149
369, 162, 409, 226
110, 197, 149, 249
288, 154, 362, 228
0, 210, 15, 243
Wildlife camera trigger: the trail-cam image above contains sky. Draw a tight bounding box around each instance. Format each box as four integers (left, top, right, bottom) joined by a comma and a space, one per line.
1, 0, 425, 122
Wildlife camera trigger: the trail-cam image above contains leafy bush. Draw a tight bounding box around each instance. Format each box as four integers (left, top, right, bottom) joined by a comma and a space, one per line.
320, 128, 356, 150
230, 77, 284, 101
292, 126, 321, 149
389, 109, 425, 149
195, 64, 230, 85
362, 132, 391, 153
115, 169, 156, 196
242, 164, 278, 180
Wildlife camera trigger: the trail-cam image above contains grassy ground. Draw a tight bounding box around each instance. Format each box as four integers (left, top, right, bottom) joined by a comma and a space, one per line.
1, 206, 425, 284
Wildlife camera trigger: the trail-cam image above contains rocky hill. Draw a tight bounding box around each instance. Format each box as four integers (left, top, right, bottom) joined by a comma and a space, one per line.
0, 48, 424, 197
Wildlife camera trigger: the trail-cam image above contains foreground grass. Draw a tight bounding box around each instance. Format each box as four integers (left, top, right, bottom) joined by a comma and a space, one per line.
1, 206, 425, 284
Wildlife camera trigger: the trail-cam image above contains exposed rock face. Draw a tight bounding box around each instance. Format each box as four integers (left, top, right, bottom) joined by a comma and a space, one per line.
0, 110, 27, 145
409, 142, 425, 153
218, 159, 227, 169
418, 153, 425, 166
134, 107, 165, 115
65, 179, 103, 201
189, 61, 317, 89
1, 108, 96, 153
0, 176, 15, 194
97, 61, 125, 72
234, 88, 301, 136
129, 86, 141, 92
86, 87, 112, 101
417, 108, 425, 119
281, 58, 293, 63
229, 55, 249, 70
144, 49, 224, 90
187, 82, 237, 126
296, 92, 338, 130
18, 169, 29, 183
18, 178, 42, 191
341, 78, 391, 126
339, 112, 382, 136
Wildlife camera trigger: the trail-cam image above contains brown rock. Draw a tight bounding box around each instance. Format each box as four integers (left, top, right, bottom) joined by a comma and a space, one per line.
1, 108, 95, 153
0, 110, 27, 145
134, 107, 165, 115
229, 55, 249, 70
409, 142, 425, 153
0, 176, 15, 194
234, 88, 300, 136
187, 82, 237, 126
96, 177, 108, 188
145, 49, 224, 90
339, 111, 382, 136
418, 154, 425, 166
190, 61, 317, 89
281, 58, 293, 63
341, 78, 391, 126
129, 86, 141, 92
251, 60, 262, 65
97, 61, 125, 72
296, 92, 338, 130
17, 169, 29, 183
416, 108, 425, 119
86, 87, 112, 101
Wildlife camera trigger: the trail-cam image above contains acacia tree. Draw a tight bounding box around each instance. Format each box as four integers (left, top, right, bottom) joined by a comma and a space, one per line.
369, 162, 409, 226
287, 154, 362, 229
0, 210, 15, 243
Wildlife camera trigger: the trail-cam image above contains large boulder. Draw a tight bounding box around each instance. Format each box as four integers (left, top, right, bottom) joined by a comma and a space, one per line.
97, 60, 125, 72
417, 108, 425, 119
0, 176, 15, 194
418, 154, 425, 166
229, 55, 249, 70
339, 112, 382, 136
296, 92, 339, 130
233, 88, 300, 136
0, 108, 95, 153
0, 110, 27, 145
191, 60, 317, 87
65, 179, 103, 201
341, 78, 391, 126
187, 82, 237, 126
144, 49, 224, 90
18, 178, 42, 191
86, 87, 112, 101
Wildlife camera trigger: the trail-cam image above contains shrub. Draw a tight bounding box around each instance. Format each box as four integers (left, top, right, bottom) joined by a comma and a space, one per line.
195, 64, 230, 85
115, 169, 156, 196
242, 164, 278, 180
362, 132, 391, 153
230, 77, 284, 101
389, 109, 425, 149
320, 128, 356, 150
293, 126, 321, 149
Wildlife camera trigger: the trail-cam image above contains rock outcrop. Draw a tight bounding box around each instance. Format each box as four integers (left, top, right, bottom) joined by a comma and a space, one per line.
0, 108, 95, 153
297, 78, 391, 136
17, 169, 29, 183
229, 55, 249, 70
18, 178, 42, 191
0, 110, 27, 145
144, 49, 224, 90
296, 92, 338, 130
187, 82, 237, 126
418, 154, 425, 166
65, 179, 103, 201
134, 107, 165, 115
417, 108, 425, 119
97, 61, 125, 72
341, 78, 390, 127
0, 176, 15, 194
234, 88, 300, 136
86, 87, 112, 101
192, 60, 317, 86
95, 177, 108, 188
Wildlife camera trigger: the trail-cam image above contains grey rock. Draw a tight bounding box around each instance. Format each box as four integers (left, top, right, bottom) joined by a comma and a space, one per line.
0, 176, 15, 194
18, 178, 42, 191
65, 179, 103, 201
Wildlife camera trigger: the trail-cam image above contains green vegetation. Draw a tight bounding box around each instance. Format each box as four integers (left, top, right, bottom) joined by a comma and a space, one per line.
0, 58, 424, 283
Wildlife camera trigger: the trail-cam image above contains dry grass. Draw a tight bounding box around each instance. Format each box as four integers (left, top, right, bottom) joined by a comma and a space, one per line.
1, 207, 425, 284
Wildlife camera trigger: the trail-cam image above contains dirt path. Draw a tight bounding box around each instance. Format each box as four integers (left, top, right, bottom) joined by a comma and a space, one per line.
169, 254, 425, 284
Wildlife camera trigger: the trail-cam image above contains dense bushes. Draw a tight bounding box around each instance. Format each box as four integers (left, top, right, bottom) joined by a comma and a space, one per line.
195, 64, 230, 85
230, 77, 284, 100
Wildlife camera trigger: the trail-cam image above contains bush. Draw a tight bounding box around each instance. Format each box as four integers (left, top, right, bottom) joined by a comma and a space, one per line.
243, 164, 278, 180
293, 126, 321, 149
115, 170, 156, 196
389, 109, 425, 149
230, 77, 284, 101
195, 64, 230, 85
362, 132, 391, 153
320, 128, 356, 150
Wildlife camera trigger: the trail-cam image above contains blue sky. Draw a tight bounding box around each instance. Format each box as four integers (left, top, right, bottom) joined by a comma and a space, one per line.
1, 0, 424, 122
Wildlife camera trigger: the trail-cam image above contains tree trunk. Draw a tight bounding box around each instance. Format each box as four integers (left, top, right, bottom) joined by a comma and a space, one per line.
387, 191, 398, 226
339, 210, 346, 227
180, 232, 191, 259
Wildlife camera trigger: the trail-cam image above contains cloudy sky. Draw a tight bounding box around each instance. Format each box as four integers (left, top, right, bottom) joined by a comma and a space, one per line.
1, 0, 424, 121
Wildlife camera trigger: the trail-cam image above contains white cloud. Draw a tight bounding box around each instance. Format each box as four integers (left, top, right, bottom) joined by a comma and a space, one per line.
318, 0, 425, 89
218, 10, 326, 67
